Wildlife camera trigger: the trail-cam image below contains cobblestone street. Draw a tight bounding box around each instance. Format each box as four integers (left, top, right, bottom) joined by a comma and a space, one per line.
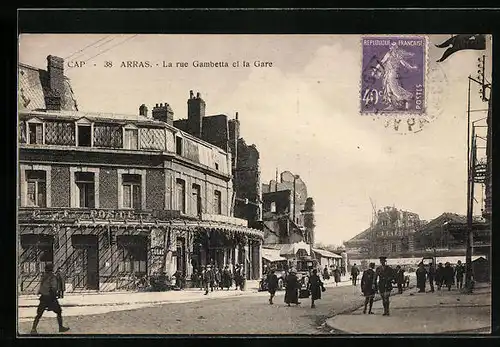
18, 284, 367, 335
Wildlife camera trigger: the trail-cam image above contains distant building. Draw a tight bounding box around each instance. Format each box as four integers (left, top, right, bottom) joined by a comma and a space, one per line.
345, 206, 422, 259
261, 171, 315, 245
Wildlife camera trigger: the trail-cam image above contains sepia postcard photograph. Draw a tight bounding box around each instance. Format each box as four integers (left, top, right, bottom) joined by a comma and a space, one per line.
16, 31, 492, 336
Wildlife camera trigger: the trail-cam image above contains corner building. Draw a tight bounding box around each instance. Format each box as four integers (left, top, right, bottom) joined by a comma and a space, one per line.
17, 56, 263, 294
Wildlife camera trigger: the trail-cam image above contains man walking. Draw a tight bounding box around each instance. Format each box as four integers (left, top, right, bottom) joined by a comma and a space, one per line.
204, 265, 214, 295
395, 265, 405, 294
266, 267, 279, 305
361, 262, 376, 314
31, 263, 70, 334
427, 262, 436, 293
351, 263, 360, 286
455, 260, 465, 289
436, 263, 444, 290
375, 256, 394, 316
55, 268, 65, 299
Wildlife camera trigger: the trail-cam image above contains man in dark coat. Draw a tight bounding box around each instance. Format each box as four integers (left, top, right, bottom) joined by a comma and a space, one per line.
323, 266, 330, 280
394, 265, 405, 294
308, 269, 324, 308
427, 262, 436, 293
416, 262, 427, 293
361, 262, 377, 314
55, 268, 65, 299
204, 265, 214, 295
31, 263, 70, 334
266, 268, 279, 304
351, 263, 360, 286
435, 263, 444, 290
375, 256, 394, 316
455, 260, 465, 289
443, 262, 455, 291
284, 269, 300, 306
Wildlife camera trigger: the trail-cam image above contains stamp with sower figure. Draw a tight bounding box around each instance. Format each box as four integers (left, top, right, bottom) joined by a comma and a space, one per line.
361, 36, 426, 116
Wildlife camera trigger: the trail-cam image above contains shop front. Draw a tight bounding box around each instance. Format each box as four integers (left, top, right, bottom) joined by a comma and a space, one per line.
18, 208, 264, 293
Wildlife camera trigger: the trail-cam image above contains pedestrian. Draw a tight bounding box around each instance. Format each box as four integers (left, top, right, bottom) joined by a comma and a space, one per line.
436, 263, 444, 290
203, 265, 213, 295
55, 268, 65, 299
323, 265, 330, 280
214, 266, 222, 290
427, 262, 436, 293
351, 263, 360, 286
361, 262, 376, 314
333, 267, 341, 286
267, 268, 279, 304
284, 268, 301, 306
30, 263, 70, 334
395, 265, 404, 294
222, 266, 231, 290
455, 260, 465, 289
375, 256, 394, 316
443, 262, 454, 291
199, 266, 206, 290
416, 262, 427, 293
307, 269, 325, 308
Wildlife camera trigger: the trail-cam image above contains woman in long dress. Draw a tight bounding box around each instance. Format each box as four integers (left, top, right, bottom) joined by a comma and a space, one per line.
284, 269, 300, 306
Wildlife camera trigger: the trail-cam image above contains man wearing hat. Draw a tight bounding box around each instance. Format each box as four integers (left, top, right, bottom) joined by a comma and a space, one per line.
375, 256, 394, 316
30, 263, 70, 334
266, 267, 279, 304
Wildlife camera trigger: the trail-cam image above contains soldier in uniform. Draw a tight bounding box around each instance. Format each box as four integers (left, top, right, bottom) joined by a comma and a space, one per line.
375, 256, 394, 316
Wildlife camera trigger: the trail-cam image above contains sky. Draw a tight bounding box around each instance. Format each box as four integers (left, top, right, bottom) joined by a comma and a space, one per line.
18, 34, 492, 246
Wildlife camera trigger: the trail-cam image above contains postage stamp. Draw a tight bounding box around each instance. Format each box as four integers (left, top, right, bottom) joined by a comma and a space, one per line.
361, 36, 427, 116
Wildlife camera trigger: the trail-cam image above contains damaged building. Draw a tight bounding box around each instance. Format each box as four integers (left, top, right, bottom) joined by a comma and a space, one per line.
261, 171, 316, 245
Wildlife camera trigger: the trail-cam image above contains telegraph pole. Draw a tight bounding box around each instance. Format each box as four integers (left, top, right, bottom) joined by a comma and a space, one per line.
464, 54, 491, 293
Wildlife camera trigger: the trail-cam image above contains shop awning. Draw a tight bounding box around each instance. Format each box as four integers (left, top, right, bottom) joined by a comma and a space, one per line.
279, 241, 310, 257
312, 248, 342, 259
262, 248, 287, 262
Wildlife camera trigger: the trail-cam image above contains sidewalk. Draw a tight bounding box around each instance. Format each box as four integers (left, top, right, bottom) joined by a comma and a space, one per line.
326, 283, 491, 334
18, 278, 352, 320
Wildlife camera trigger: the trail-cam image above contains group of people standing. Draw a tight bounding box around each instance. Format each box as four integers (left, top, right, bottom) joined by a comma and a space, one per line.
192, 264, 246, 295
359, 257, 395, 316
416, 260, 465, 293
266, 267, 325, 308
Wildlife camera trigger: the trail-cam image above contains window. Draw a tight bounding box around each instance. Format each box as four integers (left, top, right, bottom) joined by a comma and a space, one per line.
391, 243, 397, 253
176, 136, 183, 155
270, 201, 276, 213
215, 163, 219, 170
20, 237, 53, 275
77, 125, 92, 147
28, 123, 43, 144
192, 184, 201, 216
176, 179, 186, 213
26, 171, 46, 207
75, 172, 95, 208
122, 174, 141, 209
117, 240, 147, 275
124, 128, 138, 150
214, 190, 222, 215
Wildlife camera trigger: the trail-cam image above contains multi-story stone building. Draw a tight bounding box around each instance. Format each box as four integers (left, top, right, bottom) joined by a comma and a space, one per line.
261, 171, 315, 245
345, 206, 422, 259
17, 56, 263, 294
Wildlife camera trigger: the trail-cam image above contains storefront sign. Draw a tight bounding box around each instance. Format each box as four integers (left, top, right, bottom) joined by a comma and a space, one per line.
20, 208, 181, 222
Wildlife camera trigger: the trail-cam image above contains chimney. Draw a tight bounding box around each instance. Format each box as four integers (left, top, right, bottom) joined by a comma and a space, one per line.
45, 55, 65, 110
187, 90, 205, 138
139, 104, 148, 117
152, 103, 174, 125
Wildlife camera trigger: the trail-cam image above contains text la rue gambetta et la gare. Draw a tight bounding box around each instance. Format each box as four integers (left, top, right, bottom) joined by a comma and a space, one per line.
66, 59, 274, 69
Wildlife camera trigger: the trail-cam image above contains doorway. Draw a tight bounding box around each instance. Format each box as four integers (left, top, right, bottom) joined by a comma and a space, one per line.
176, 237, 186, 276
71, 234, 99, 290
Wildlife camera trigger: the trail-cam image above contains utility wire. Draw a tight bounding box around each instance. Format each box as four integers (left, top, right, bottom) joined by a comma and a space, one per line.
84, 35, 138, 63
64, 35, 112, 61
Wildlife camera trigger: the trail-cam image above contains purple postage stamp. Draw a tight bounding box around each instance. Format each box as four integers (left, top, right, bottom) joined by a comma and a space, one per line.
361, 36, 426, 115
